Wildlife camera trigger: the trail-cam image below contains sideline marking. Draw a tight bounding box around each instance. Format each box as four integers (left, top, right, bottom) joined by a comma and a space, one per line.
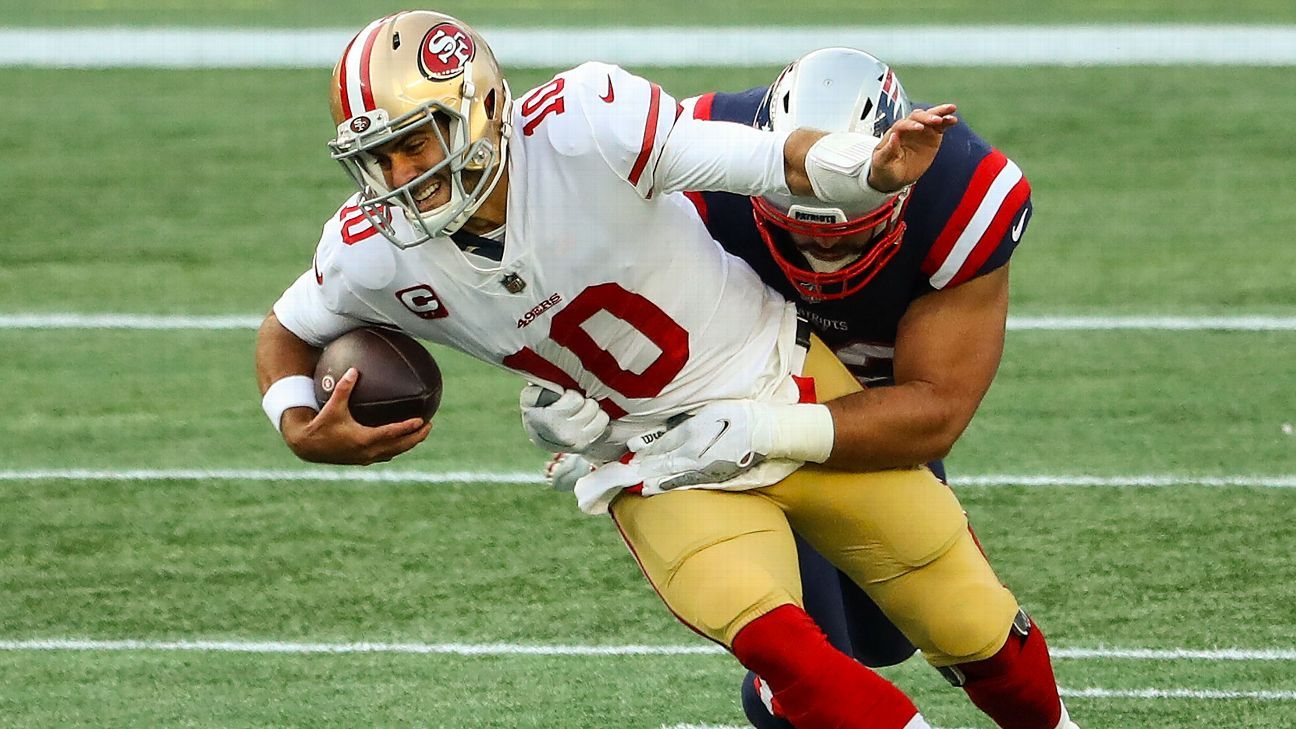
4, 313, 1296, 331
2, 25, 1296, 68
1, 469, 1294, 489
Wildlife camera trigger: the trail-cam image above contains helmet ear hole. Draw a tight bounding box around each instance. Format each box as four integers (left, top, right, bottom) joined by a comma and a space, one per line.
484, 89, 497, 119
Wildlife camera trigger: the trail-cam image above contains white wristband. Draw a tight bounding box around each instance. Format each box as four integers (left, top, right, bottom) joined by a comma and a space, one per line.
261, 375, 320, 433
804, 132, 893, 207
761, 403, 836, 463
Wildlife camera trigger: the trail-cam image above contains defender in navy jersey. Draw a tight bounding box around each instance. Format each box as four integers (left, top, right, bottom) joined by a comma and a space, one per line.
686, 85, 1030, 388
545, 48, 1074, 729
682, 50, 1064, 729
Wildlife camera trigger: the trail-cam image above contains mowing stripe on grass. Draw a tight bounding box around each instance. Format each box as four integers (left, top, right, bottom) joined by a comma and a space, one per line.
4, 313, 1296, 332
2, 469, 1294, 489
1, 639, 1292, 662
3, 26, 1296, 68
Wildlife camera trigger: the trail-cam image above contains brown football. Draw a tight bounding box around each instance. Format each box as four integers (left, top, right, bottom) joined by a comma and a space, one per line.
314, 327, 443, 427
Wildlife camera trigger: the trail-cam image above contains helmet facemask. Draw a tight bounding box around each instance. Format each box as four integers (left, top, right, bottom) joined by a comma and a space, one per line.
752, 192, 909, 301
329, 74, 510, 250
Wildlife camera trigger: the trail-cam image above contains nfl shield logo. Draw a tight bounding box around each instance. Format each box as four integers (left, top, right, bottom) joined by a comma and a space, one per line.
501, 273, 526, 294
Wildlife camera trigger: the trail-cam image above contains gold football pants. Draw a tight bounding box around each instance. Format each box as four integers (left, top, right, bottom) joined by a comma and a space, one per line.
609, 336, 1020, 667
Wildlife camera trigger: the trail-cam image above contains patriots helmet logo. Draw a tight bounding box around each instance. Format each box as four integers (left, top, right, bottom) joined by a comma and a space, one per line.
873, 69, 911, 137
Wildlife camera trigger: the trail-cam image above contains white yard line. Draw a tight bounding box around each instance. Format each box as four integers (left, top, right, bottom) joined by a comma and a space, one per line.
0, 468, 545, 485
2, 25, 1296, 68
6, 640, 1294, 707
3, 313, 1296, 332
661, 725, 750, 729
1062, 687, 1296, 701
1, 639, 1291, 662
1, 469, 1294, 489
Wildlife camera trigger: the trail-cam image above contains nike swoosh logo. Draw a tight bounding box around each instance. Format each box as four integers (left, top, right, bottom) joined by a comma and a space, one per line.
697, 418, 731, 458
1011, 208, 1030, 242
313, 254, 324, 285
599, 74, 615, 103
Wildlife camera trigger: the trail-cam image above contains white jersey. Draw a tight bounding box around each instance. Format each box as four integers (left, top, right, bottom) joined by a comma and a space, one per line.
276, 63, 805, 483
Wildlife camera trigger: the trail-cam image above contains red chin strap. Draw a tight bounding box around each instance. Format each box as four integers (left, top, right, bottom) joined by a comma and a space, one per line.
752, 195, 907, 301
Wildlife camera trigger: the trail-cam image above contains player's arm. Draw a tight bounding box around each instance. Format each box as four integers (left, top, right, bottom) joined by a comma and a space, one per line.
257, 275, 430, 465
655, 104, 958, 201
821, 265, 1008, 470
562, 64, 953, 206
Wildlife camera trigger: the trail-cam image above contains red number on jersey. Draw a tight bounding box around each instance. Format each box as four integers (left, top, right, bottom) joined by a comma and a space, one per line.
520, 77, 566, 137
338, 204, 390, 245
503, 282, 690, 417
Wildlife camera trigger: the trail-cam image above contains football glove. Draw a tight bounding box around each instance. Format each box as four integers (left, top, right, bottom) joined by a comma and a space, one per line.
519, 385, 610, 453
544, 452, 594, 492
629, 399, 835, 478
572, 400, 835, 515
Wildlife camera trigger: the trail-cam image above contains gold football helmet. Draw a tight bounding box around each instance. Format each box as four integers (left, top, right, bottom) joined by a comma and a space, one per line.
328, 11, 512, 248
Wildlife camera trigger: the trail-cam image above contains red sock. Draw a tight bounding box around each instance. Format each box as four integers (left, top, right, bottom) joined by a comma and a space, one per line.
949, 615, 1063, 729
731, 604, 919, 729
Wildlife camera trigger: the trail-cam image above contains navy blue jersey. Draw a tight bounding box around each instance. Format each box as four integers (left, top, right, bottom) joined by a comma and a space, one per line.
685, 88, 1032, 384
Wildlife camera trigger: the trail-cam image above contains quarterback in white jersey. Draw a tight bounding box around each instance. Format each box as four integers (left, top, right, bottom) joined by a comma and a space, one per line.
277, 60, 807, 483
257, 11, 995, 729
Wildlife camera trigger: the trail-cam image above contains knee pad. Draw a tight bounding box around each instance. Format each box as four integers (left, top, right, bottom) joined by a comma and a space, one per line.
879, 529, 1020, 666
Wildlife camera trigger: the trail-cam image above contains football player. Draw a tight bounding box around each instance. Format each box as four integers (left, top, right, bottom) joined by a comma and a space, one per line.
255, 12, 1050, 728
535, 48, 1076, 729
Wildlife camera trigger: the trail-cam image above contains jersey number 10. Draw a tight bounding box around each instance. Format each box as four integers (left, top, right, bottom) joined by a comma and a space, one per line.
503, 282, 688, 418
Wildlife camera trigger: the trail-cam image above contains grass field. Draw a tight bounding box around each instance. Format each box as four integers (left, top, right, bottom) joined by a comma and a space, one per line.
2, 7, 1295, 729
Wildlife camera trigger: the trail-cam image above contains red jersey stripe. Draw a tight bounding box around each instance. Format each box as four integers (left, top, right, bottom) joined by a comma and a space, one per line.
946, 177, 1032, 287
683, 190, 709, 224
627, 82, 663, 186
921, 150, 1008, 276
692, 92, 716, 121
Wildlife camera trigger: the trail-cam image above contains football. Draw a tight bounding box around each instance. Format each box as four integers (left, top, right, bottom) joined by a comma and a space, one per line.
313, 327, 443, 427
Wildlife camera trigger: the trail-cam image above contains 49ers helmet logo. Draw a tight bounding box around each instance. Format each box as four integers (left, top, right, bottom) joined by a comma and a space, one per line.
418, 22, 475, 80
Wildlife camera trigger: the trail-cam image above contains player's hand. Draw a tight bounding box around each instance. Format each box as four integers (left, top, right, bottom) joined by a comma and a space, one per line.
520, 384, 611, 453
569, 408, 765, 514
544, 452, 595, 492
281, 368, 431, 465
868, 103, 958, 192
627, 401, 768, 493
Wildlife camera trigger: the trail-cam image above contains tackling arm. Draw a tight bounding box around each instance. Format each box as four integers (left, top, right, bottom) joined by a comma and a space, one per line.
656, 104, 958, 201
822, 265, 1010, 470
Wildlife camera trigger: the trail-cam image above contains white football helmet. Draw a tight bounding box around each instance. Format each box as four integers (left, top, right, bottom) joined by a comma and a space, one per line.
753, 47, 914, 300
327, 11, 513, 248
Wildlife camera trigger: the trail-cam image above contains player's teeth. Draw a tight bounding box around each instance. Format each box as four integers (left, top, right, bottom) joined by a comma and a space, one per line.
414, 179, 440, 202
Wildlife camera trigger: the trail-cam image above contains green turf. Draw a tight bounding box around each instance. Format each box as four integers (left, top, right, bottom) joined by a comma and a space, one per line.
1, 650, 1293, 728
3, 33, 1295, 729
2, 328, 1294, 474
3, 0, 1293, 28
3, 476, 1295, 647
2, 476, 1295, 728
4, 66, 1296, 316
